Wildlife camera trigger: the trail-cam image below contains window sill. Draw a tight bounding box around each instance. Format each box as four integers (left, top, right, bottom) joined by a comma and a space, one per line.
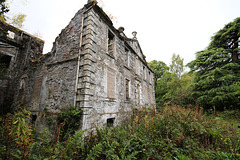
105, 98, 116, 102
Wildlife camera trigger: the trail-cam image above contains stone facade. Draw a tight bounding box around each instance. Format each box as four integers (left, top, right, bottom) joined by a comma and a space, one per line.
0, 1, 155, 131
0, 20, 44, 114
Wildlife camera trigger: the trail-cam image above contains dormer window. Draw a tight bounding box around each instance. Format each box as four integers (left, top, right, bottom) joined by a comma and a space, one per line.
108, 30, 114, 57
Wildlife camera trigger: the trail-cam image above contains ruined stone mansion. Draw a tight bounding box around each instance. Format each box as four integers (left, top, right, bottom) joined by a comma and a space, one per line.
0, 1, 155, 130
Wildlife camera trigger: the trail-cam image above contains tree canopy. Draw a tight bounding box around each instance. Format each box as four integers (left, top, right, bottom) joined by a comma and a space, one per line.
148, 60, 169, 88
170, 53, 184, 79
188, 17, 240, 110
0, 0, 9, 17
149, 55, 192, 110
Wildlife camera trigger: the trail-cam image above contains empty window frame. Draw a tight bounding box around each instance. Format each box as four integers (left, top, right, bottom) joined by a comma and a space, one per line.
143, 66, 146, 79
126, 79, 130, 100
0, 53, 12, 68
107, 118, 115, 127
108, 31, 114, 57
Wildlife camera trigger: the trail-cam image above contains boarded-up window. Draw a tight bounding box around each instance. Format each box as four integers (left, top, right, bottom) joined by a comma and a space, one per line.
108, 31, 114, 57
150, 89, 153, 104
143, 83, 148, 104
126, 79, 130, 100
32, 76, 43, 102
107, 67, 115, 98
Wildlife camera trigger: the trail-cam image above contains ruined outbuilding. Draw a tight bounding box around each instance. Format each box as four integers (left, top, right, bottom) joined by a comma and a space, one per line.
0, 1, 155, 131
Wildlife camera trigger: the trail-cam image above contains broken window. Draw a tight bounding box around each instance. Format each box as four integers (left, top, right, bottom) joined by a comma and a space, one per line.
31, 114, 37, 124
108, 31, 114, 57
107, 118, 115, 127
0, 54, 12, 68
126, 79, 130, 100
7, 31, 15, 39
107, 67, 115, 99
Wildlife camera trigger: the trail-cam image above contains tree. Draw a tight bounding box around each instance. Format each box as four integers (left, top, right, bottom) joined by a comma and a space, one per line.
170, 53, 184, 79
149, 57, 192, 109
188, 17, 240, 110
0, 0, 9, 17
0, 0, 27, 29
8, 13, 26, 28
148, 60, 169, 88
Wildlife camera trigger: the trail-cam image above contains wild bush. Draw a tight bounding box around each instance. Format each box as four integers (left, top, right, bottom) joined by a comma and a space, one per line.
57, 106, 83, 141
0, 105, 240, 159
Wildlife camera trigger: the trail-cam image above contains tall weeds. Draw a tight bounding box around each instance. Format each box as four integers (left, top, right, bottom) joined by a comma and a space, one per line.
0, 105, 240, 159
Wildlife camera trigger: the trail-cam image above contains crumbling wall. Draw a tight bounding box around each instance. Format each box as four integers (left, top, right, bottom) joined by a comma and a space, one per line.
0, 20, 44, 114
74, 3, 156, 130
0, 1, 155, 132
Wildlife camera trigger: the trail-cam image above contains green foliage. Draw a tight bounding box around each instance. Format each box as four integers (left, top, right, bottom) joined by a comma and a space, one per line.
1, 106, 240, 159
0, 109, 33, 159
148, 60, 169, 88
57, 106, 83, 141
170, 53, 184, 79
149, 55, 192, 109
0, 0, 9, 17
1, 0, 27, 29
9, 13, 26, 29
188, 17, 240, 110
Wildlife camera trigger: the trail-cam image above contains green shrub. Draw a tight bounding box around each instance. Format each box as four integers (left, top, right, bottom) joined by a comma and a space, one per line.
57, 106, 83, 141
1, 105, 240, 159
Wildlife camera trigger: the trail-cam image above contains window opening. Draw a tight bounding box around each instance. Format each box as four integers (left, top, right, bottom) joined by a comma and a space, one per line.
0, 54, 12, 68
107, 118, 115, 127
31, 114, 37, 124
143, 66, 146, 79
108, 31, 114, 57
137, 84, 140, 105
125, 48, 129, 67
7, 31, 15, 39
126, 79, 130, 100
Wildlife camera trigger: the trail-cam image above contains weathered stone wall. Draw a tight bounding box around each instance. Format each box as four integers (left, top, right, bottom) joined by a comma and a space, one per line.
0, 1, 155, 132
73, 2, 156, 130
0, 20, 44, 114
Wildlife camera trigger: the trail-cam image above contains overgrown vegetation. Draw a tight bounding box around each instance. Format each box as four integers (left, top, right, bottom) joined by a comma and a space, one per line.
149, 54, 193, 109
57, 106, 83, 141
1, 105, 239, 159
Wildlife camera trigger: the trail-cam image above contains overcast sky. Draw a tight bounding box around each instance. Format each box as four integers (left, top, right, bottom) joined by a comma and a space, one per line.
9, 0, 240, 66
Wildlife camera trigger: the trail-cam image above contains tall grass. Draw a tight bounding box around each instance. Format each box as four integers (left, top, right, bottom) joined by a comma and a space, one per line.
0, 105, 240, 159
